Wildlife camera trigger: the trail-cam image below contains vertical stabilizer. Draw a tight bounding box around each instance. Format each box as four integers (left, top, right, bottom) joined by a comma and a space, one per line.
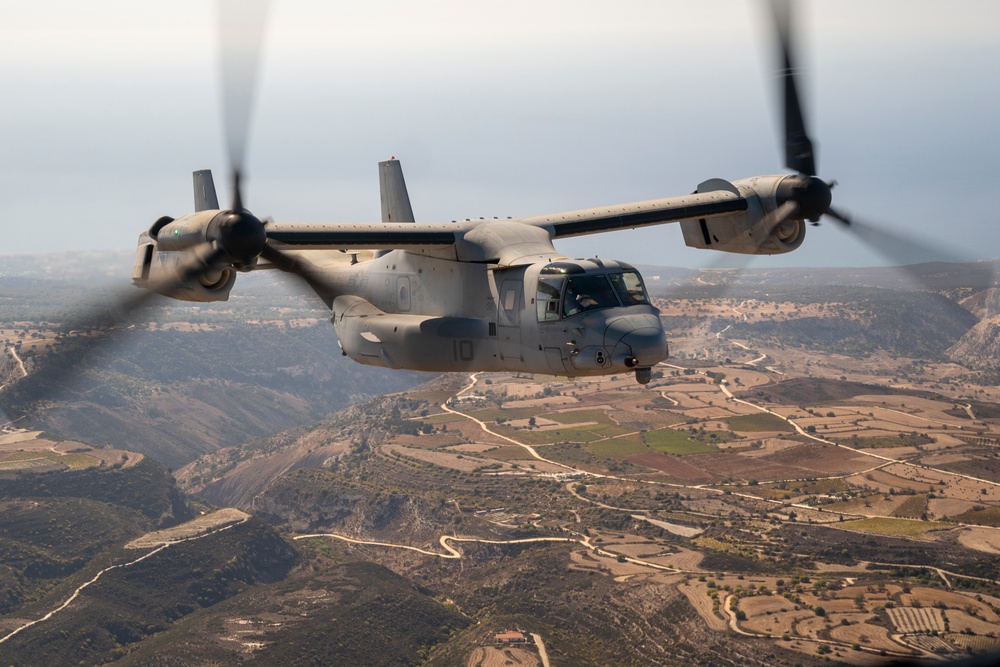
193, 169, 220, 212
378, 158, 415, 223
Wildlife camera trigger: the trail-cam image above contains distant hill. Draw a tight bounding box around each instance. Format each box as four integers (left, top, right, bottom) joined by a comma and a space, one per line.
0, 250, 134, 284
642, 259, 998, 291
2, 323, 429, 469
725, 287, 979, 360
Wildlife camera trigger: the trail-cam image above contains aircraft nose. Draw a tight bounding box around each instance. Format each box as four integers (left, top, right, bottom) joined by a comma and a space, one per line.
606, 315, 668, 368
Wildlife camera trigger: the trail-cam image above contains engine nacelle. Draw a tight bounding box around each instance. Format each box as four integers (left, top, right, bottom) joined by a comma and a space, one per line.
331, 295, 502, 372
680, 175, 806, 255
131, 230, 236, 303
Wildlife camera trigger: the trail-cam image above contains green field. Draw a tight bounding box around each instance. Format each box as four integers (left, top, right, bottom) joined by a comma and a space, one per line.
496, 423, 632, 445
0, 451, 100, 470
839, 517, 948, 537
752, 487, 796, 500
589, 435, 648, 457
468, 407, 543, 422
643, 429, 719, 455
955, 506, 1000, 527
757, 478, 850, 500
545, 409, 615, 425
726, 413, 794, 432
418, 413, 465, 424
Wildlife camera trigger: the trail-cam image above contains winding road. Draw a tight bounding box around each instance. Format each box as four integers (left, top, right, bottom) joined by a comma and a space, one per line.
0, 346, 28, 395
0, 515, 250, 646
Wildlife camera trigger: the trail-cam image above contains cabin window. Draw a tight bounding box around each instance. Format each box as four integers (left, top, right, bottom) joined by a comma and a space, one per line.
536, 277, 564, 321
609, 271, 649, 305
502, 288, 517, 311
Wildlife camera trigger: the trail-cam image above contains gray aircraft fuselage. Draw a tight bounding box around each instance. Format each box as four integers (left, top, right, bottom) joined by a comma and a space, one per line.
302, 241, 667, 382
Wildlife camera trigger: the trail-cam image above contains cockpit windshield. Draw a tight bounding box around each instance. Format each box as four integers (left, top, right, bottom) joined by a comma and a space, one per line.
563, 275, 619, 317
535, 269, 650, 321
609, 271, 649, 306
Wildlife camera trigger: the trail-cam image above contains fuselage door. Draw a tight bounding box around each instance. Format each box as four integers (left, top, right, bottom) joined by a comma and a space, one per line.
498, 278, 523, 361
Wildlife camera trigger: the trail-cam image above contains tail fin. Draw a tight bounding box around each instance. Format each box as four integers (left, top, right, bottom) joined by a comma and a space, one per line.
193, 169, 220, 211
378, 158, 415, 222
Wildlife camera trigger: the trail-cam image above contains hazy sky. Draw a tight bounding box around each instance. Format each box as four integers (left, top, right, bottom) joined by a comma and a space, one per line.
1, 0, 998, 270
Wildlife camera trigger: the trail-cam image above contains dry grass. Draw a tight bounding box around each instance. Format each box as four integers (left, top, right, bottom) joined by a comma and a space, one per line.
947, 610, 1000, 636
389, 446, 513, 472
956, 526, 1000, 555
891, 494, 928, 519
743, 608, 812, 637
901, 587, 1000, 622
829, 623, 900, 652
679, 582, 729, 632
947, 633, 1000, 654
126, 508, 249, 549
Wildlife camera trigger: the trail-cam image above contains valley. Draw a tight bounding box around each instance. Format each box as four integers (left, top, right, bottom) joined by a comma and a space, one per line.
2, 260, 1000, 665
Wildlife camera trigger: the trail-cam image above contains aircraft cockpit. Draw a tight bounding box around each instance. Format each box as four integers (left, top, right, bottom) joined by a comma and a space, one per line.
535, 259, 651, 322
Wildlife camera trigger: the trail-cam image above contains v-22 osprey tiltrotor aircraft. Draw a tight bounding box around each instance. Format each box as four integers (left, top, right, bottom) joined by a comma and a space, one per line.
129, 1, 851, 385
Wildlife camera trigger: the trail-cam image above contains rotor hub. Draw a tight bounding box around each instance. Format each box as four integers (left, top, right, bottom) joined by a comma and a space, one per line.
214, 210, 267, 263
776, 175, 832, 222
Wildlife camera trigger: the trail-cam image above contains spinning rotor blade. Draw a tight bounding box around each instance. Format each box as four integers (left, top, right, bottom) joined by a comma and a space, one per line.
260, 243, 339, 307
770, 0, 816, 176
3, 2, 273, 416
763, 1, 987, 288
219, 0, 269, 205
0, 245, 229, 413
825, 209, 994, 291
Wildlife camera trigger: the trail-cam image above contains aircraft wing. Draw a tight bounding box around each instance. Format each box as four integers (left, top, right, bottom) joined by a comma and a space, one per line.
264, 221, 466, 250
515, 189, 748, 239
264, 184, 760, 258
265, 188, 749, 250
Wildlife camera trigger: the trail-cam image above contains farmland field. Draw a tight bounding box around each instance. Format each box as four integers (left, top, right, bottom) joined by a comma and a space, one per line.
887, 607, 945, 633
0, 450, 100, 470
839, 517, 948, 537
947, 633, 1000, 654
725, 413, 794, 432
588, 436, 648, 457
467, 646, 540, 667
829, 623, 900, 652
643, 428, 720, 455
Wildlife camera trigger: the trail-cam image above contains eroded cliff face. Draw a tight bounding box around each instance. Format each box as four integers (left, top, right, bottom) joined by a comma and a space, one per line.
948, 314, 1000, 370
948, 288, 1000, 370
959, 287, 1000, 320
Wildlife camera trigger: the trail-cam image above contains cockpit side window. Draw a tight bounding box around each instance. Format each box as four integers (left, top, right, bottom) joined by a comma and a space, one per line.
563, 275, 618, 317
536, 276, 564, 321
609, 271, 650, 305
